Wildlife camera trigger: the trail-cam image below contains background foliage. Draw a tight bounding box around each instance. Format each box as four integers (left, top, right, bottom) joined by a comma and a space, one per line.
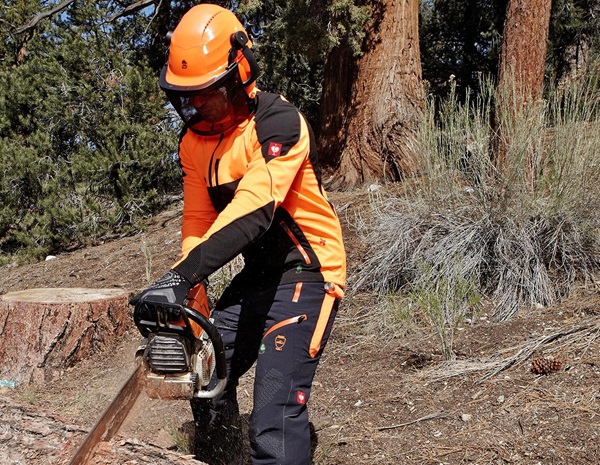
1, 1, 181, 262
353, 72, 599, 328
1, 0, 599, 268
419, 0, 508, 99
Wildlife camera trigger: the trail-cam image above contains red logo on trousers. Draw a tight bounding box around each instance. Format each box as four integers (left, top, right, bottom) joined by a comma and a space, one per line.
296, 390, 307, 405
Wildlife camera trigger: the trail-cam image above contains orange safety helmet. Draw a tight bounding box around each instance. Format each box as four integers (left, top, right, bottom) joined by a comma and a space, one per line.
159, 4, 260, 135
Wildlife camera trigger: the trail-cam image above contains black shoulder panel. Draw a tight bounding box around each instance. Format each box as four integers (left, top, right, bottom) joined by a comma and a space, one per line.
207, 179, 240, 213
254, 92, 301, 163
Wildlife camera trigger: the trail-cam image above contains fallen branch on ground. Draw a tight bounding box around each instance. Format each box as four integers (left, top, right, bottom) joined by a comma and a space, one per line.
418, 318, 600, 381
377, 411, 446, 431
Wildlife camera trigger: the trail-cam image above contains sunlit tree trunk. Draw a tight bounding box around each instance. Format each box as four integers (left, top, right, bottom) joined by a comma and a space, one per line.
493, 0, 552, 168
318, 0, 424, 189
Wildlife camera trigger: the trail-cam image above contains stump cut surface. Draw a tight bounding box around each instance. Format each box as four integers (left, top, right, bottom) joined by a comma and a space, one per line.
1, 288, 129, 304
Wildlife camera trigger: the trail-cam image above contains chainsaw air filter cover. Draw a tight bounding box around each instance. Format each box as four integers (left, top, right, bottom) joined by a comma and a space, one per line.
146, 333, 192, 374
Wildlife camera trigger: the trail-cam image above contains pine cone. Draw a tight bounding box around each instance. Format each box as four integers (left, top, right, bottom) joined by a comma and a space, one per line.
530, 355, 563, 375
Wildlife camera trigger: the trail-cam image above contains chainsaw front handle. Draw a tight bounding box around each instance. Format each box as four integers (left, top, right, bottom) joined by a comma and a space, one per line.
193, 377, 227, 399
181, 305, 228, 399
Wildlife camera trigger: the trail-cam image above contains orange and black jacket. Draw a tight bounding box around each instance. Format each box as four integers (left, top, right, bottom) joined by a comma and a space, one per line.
172, 92, 346, 292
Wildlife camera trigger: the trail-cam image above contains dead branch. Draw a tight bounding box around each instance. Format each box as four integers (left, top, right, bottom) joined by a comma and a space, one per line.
418, 318, 600, 382
14, 0, 159, 36
480, 319, 598, 380
108, 0, 157, 22
15, 0, 75, 35
377, 410, 446, 431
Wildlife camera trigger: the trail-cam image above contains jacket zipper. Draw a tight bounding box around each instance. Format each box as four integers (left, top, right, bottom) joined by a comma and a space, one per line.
214, 159, 220, 188
207, 133, 224, 188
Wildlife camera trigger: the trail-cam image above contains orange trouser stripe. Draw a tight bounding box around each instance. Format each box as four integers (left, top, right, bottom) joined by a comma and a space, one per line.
292, 282, 303, 302
263, 314, 307, 340
309, 282, 343, 358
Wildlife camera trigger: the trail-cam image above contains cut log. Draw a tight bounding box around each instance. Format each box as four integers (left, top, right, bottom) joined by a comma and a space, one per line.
0, 288, 133, 386
0, 396, 204, 465
88, 438, 203, 465
0, 395, 85, 465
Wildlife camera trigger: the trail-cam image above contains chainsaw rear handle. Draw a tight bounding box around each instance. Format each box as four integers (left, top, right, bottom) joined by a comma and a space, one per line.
133, 300, 227, 398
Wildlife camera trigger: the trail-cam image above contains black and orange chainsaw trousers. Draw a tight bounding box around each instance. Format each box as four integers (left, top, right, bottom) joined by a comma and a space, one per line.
195, 277, 340, 465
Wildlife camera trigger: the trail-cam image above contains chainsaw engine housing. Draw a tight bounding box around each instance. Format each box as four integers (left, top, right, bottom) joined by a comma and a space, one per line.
141, 331, 216, 400
133, 297, 226, 400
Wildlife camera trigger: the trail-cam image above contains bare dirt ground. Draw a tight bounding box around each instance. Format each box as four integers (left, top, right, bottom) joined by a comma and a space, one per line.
1, 191, 599, 465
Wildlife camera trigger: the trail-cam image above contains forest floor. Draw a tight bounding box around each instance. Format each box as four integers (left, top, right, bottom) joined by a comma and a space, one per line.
1, 190, 599, 465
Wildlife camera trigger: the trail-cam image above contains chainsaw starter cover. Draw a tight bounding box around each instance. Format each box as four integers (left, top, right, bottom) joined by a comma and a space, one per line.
146, 333, 192, 374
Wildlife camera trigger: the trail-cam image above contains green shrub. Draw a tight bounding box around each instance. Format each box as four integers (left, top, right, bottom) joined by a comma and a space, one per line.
410, 260, 481, 360
0, 20, 181, 263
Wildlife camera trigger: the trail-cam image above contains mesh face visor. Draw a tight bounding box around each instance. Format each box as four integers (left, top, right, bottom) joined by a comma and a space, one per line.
164, 67, 254, 136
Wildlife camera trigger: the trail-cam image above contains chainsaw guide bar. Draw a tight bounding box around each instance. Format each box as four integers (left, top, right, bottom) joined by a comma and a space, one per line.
67, 362, 146, 465
66, 296, 227, 464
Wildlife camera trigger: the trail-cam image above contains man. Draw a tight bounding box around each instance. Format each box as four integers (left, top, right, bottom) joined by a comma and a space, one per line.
130, 4, 346, 465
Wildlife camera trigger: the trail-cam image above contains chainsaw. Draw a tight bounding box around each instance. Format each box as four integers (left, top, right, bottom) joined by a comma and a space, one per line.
67, 284, 227, 465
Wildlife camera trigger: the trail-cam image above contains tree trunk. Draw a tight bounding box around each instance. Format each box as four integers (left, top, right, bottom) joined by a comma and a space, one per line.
493, 0, 552, 167
318, 0, 425, 189
498, 0, 552, 105
317, 44, 355, 184
0, 288, 132, 386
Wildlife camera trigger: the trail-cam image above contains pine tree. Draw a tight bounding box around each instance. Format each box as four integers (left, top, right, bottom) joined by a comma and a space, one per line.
419, 0, 508, 99
1, 1, 180, 260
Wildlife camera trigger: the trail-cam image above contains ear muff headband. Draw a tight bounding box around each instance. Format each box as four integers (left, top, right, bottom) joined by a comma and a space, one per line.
229, 31, 260, 87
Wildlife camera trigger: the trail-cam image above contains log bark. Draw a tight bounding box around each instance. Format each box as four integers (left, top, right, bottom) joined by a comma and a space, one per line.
0, 395, 84, 465
88, 438, 203, 465
0, 288, 132, 386
0, 396, 203, 465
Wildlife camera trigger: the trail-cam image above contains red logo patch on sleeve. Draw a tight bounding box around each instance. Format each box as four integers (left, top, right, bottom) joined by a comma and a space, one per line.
268, 142, 283, 157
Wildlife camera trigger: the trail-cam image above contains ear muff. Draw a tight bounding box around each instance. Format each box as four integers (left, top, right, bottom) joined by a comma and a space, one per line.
229, 31, 260, 87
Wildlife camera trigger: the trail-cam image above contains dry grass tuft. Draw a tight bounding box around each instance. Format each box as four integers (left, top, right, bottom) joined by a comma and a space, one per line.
350, 74, 600, 324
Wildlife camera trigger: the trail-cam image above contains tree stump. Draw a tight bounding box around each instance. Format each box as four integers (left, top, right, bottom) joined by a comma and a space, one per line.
0, 288, 133, 386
